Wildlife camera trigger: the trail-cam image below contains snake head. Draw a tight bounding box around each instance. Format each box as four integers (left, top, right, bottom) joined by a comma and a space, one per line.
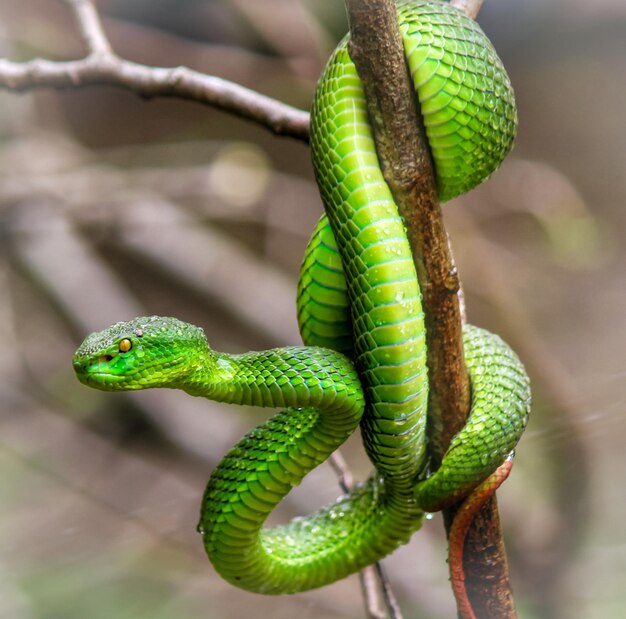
72, 316, 208, 391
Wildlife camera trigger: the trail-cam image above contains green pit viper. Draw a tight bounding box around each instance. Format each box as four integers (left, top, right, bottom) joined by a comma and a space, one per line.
73, 0, 531, 606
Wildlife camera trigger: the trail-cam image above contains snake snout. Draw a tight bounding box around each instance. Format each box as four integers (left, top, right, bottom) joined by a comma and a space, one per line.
72, 354, 108, 377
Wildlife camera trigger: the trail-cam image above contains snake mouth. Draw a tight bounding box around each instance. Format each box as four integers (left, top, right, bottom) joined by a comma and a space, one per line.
73, 355, 186, 391
75, 371, 152, 392
72, 355, 140, 390
73, 367, 136, 390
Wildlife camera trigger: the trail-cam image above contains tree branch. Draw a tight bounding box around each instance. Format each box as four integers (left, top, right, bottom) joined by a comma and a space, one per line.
328, 448, 403, 619
346, 0, 469, 474
345, 1, 516, 617
65, 0, 112, 56
0, 0, 310, 141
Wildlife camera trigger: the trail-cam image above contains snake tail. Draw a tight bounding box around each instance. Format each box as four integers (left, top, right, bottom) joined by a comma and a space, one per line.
448, 457, 514, 619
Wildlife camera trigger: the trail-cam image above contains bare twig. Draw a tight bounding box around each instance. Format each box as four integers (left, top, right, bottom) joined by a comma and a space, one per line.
327, 451, 354, 494
228, 0, 330, 79
374, 563, 404, 619
64, 0, 112, 56
359, 568, 386, 619
329, 449, 402, 619
344, 0, 516, 617
0, 0, 310, 141
0, 56, 310, 140
329, 448, 401, 617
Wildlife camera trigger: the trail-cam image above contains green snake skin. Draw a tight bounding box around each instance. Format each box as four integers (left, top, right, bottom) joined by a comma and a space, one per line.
73, 0, 530, 596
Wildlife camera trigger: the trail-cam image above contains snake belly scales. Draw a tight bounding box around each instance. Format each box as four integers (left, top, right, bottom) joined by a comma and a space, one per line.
73, 0, 531, 596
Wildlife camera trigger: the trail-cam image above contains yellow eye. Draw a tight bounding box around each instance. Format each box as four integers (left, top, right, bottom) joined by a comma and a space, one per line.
118, 338, 132, 353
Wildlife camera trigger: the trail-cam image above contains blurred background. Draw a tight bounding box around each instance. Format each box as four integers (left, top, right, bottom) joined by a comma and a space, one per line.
0, 1, 623, 618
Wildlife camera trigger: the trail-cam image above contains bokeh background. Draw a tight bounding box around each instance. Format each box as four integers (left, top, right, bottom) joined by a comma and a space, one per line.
0, 1, 624, 618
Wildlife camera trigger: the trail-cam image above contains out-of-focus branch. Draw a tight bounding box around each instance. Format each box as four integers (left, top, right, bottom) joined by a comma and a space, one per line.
0, 0, 310, 141
65, 0, 112, 55
449, 0, 485, 20
228, 0, 331, 79
0, 58, 310, 141
345, 1, 516, 618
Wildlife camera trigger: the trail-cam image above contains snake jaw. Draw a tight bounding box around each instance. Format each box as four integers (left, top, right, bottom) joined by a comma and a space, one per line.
73, 347, 138, 390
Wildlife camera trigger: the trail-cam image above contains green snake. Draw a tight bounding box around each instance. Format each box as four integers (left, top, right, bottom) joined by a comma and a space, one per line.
73, 0, 530, 600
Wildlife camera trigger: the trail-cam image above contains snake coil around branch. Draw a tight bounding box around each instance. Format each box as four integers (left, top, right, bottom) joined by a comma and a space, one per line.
73, 0, 530, 614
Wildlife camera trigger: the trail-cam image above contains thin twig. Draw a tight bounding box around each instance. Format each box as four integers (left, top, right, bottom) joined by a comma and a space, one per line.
328, 451, 354, 494
359, 568, 386, 619
64, 0, 112, 56
0, 56, 310, 141
0, 0, 310, 141
374, 563, 404, 619
328, 447, 403, 619
330, 449, 402, 618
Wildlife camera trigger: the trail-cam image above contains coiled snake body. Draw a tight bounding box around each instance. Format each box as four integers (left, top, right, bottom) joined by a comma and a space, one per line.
74, 0, 530, 600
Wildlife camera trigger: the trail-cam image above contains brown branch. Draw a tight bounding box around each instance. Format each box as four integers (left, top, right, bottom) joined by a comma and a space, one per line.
0, 0, 310, 141
345, 1, 515, 618
346, 0, 468, 467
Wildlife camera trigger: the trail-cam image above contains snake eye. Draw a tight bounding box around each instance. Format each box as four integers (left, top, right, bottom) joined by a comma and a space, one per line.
118, 338, 132, 353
